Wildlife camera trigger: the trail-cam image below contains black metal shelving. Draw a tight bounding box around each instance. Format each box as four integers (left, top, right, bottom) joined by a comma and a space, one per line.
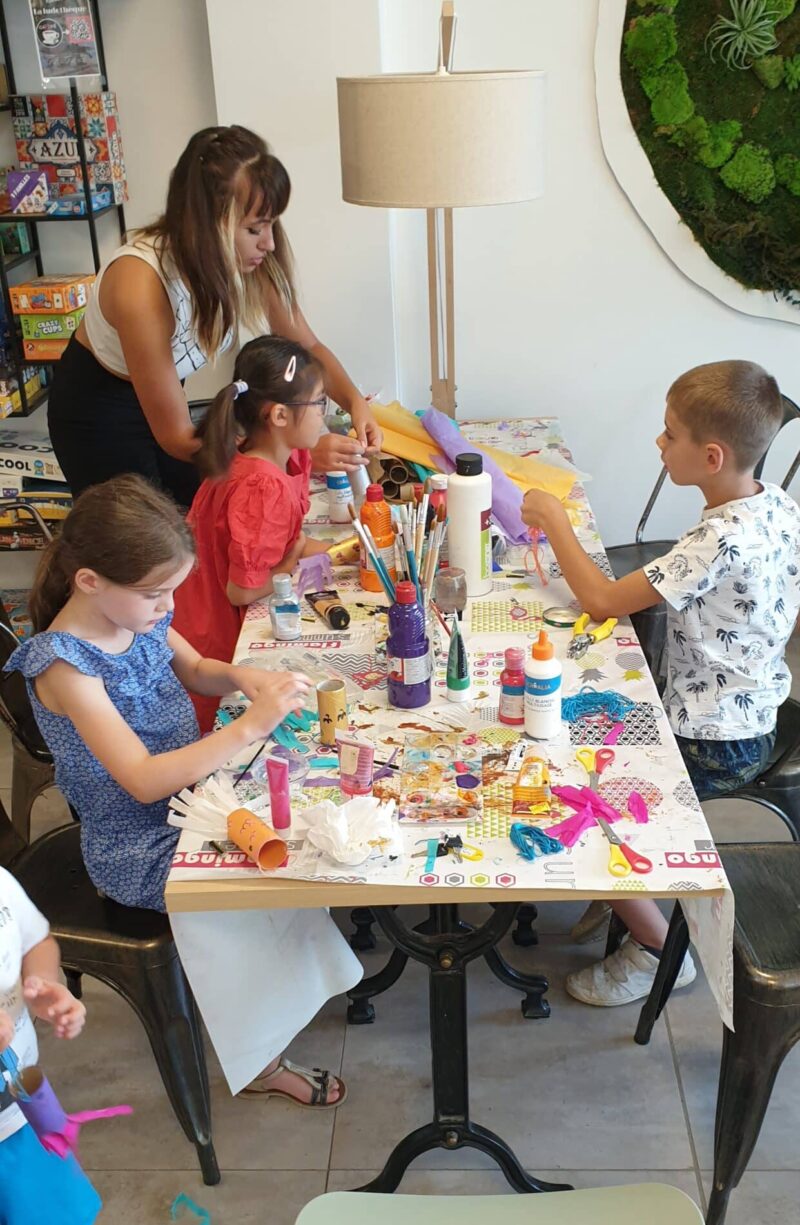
0, 0, 126, 417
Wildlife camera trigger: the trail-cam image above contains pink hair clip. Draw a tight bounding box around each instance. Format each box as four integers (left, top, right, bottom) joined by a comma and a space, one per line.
283, 355, 297, 382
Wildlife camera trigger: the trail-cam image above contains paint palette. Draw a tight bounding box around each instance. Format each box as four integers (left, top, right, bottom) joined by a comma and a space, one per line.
398, 731, 484, 823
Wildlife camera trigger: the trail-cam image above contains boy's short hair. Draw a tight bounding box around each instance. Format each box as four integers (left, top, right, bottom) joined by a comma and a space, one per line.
668, 360, 783, 471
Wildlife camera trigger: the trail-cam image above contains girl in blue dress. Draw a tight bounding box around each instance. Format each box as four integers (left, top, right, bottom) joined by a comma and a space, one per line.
6, 475, 361, 1105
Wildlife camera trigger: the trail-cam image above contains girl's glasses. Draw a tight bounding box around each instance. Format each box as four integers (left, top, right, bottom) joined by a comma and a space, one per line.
290, 395, 330, 413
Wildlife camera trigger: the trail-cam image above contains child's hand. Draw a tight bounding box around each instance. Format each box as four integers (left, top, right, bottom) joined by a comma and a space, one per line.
312, 432, 370, 473
0, 1010, 14, 1051
275, 533, 308, 575
22, 976, 86, 1039
243, 671, 312, 739
521, 490, 567, 533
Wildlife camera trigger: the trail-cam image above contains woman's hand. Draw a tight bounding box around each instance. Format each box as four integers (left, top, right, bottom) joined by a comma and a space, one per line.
310, 432, 370, 475
241, 672, 311, 739
23, 976, 86, 1039
349, 396, 383, 454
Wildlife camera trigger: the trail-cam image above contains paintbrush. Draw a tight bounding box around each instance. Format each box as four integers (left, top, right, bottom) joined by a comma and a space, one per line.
415, 492, 429, 571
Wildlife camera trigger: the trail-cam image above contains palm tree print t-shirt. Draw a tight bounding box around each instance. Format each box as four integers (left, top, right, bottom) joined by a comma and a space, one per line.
645, 483, 800, 741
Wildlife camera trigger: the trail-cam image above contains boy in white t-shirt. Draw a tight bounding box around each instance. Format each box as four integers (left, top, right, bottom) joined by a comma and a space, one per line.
0, 866, 100, 1224
522, 360, 800, 1007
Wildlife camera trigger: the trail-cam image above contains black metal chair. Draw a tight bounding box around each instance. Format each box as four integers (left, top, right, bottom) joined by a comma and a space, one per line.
0, 599, 58, 847
606, 394, 800, 675
11, 823, 220, 1185
635, 843, 800, 1225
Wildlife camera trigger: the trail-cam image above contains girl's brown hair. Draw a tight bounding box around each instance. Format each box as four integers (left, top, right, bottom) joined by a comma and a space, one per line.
29, 475, 195, 632
194, 335, 323, 479
137, 125, 295, 358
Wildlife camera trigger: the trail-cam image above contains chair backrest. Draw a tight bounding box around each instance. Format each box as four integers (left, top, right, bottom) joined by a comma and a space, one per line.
637, 392, 800, 543
0, 602, 49, 758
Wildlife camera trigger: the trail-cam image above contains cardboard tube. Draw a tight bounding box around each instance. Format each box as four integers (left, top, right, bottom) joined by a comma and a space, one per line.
388, 460, 411, 484
382, 480, 401, 501
316, 678, 348, 746
227, 808, 287, 871
14, 1067, 67, 1137
326, 535, 360, 565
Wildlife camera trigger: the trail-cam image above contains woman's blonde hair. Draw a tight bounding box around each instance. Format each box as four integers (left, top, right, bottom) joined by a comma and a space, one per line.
137, 125, 295, 359
29, 475, 195, 632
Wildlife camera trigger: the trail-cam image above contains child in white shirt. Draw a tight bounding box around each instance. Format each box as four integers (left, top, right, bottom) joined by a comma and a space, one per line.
0, 866, 99, 1224
522, 359, 800, 1007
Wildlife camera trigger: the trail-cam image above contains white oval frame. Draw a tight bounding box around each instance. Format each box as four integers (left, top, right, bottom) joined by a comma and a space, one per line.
595, 0, 800, 326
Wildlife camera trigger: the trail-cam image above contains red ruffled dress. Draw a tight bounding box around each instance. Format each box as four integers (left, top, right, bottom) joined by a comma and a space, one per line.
173, 450, 312, 732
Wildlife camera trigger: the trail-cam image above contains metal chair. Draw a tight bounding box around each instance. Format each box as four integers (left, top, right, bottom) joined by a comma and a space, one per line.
0, 600, 58, 847
635, 843, 800, 1225
606, 394, 800, 675
295, 1184, 703, 1224
11, 823, 220, 1185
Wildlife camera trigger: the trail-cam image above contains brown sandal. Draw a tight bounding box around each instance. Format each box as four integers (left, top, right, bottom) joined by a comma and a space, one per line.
238, 1057, 348, 1109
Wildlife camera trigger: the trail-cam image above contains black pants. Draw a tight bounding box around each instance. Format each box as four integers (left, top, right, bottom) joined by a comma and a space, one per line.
47, 337, 200, 509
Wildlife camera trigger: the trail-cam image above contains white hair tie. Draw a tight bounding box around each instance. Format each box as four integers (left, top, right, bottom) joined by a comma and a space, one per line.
283, 355, 297, 383
232, 380, 248, 399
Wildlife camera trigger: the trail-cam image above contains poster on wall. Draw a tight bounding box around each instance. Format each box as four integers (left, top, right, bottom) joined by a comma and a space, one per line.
28, 0, 100, 80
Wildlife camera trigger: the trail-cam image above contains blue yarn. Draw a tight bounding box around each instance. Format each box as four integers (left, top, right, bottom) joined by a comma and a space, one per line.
510, 822, 564, 861
561, 689, 635, 724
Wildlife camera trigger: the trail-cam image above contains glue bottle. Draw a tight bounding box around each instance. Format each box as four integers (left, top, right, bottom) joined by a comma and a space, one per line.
524, 630, 562, 740
446, 454, 492, 597
359, 484, 397, 593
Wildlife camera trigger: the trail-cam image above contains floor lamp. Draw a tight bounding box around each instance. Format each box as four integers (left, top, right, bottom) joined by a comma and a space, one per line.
336, 3, 545, 418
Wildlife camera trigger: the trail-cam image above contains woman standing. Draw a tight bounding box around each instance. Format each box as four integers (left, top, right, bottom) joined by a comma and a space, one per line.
47, 125, 380, 506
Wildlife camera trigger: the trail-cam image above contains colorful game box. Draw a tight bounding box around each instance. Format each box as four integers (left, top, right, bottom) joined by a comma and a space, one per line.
22, 337, 69, 361
9, 274, 95, 315
21, 309, 84, 341
0, 367, 45, 418
11, 91, 127, 205
0, 425, 65, 482
7, 170, 49, 214
0, 222, 32, 257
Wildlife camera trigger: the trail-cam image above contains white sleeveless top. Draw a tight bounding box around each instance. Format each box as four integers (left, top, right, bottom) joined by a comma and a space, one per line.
83, 234, 234, 382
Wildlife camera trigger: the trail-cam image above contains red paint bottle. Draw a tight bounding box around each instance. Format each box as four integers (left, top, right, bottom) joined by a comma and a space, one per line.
499, 647, 525, 725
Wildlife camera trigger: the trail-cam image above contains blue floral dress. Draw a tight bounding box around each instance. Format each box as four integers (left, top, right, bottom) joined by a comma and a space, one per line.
6, 614, 198, 911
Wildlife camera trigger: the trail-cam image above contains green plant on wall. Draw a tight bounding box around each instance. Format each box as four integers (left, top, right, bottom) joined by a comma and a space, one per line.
621, 0, 800, 303
706, 0, 779, 69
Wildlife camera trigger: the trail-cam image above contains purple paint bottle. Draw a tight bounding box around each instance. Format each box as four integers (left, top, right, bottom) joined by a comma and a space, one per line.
387, 581, 431, 709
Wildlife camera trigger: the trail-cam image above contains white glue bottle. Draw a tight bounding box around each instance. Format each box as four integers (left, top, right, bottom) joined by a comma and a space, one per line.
447, 453, 492, 597
524, 630, 562, 740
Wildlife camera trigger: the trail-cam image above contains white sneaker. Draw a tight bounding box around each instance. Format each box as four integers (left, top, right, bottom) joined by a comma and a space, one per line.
565, 938, 696, 1007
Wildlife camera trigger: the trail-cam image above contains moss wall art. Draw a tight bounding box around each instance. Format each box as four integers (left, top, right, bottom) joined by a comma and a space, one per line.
620, 0, 800, 306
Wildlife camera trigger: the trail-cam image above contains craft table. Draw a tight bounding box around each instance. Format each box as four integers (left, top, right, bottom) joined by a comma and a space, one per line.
166, 415, 733, 1195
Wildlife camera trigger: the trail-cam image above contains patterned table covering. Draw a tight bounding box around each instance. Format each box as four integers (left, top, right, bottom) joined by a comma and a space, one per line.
168, 416, 734, 1029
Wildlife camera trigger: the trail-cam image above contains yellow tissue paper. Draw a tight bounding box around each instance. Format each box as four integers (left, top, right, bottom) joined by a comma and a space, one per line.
370, 401, 575, 502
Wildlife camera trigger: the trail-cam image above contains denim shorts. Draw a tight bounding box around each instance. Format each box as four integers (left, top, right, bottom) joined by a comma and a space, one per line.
675, 730, 776, 803
0, 1123, 101, 1224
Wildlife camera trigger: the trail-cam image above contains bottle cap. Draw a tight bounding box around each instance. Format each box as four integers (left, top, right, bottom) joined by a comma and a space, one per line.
430, 474, 447, 490
413, 482, 424, 500
366, 484, 384, 502
505, 647, 525, 669
394, 581, 418, 605
273, 573, 293, 596
455, 453, 483, 477
532, 630, 554, 661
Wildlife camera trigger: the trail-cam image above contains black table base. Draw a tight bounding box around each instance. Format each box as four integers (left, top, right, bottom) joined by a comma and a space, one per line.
348, 903, 572, 1195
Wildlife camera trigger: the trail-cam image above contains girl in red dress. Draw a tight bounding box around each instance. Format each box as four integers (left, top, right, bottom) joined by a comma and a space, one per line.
174, 335, 329, 731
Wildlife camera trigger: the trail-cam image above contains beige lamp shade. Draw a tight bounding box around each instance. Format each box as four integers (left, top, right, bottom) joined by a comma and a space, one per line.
337, 70, 545, 208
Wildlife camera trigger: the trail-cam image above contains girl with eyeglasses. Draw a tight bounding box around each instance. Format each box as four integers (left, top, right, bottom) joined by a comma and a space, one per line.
172, 335, 331, 732
47, 125, 380, 508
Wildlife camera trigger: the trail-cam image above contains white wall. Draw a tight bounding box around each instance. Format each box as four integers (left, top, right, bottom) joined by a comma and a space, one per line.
202, 0, 800, 544
204, 0, 397, 400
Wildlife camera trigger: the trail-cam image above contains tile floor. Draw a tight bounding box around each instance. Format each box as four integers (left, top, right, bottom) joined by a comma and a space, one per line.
3, 637, 800, 1223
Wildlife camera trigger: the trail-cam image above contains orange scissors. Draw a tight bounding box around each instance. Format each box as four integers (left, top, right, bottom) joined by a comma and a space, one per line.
596, 816, 653, 877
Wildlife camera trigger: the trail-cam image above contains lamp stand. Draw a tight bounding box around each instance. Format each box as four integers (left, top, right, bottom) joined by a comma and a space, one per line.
427, 206, 456, 417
